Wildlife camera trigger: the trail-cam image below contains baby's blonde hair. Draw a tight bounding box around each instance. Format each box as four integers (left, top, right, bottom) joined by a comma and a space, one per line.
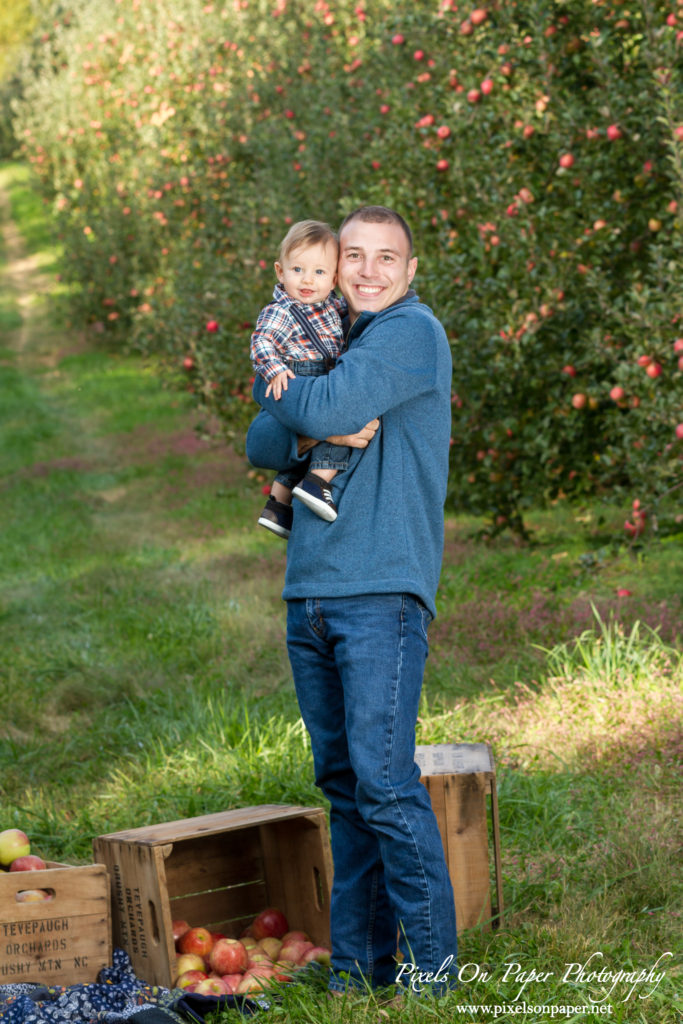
279, 220, 338, 263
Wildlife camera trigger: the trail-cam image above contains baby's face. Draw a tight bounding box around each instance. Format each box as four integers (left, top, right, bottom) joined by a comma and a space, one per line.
275, 240, 338, 305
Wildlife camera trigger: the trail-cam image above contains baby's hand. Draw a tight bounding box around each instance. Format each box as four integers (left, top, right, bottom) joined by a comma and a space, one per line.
265, 368, 295, 400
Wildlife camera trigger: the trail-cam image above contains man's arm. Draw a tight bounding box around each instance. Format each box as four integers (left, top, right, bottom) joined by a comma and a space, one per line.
245, 409, 379, 470
252, 304, 441, 439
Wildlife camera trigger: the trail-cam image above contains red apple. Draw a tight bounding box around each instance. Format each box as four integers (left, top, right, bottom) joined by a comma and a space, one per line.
466, 88, 481, 103
299, 946, 332, 967
673, 338, 683, 353
675, 424, 683, 440
220, 973, 244, 993
637, 354, 653, 367
9, 855, 47, 872
609, 386, 625, 401
571, 393, 587, 410
182, 356, 195, 371
480, 78, 493, 95
237, 968, 274, 993
205, 320, 219, 332
559, 153, 575, 169
194, 976, 231, 996
606, 124, 622, 141
172, 920, 191, 946
281, 930, 309, 943
178, 926, 214, 959
175, 969, 208, 991
278, 939, 309, 963
0, 829, 31, 867
209, 938, 249, 976
645, 361, 662, 378
251, 907, 289, 941
471, 8, 488, 25
562, 364, 576, 377
15, 889, 53, 902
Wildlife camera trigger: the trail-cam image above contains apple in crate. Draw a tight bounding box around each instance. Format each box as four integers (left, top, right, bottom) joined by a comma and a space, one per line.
16, 889, 53, 902
278, 938, 310, 964
208, 938, 248, 976
9, 855, 47, 872
175, 969, 208, 991
258, 936, 282, 961
172, 919, 191, 947
174, 952, 206, 981
194, 976, 231, 996
250, 906, 289, 940
0, 829, 31, 867
178, 926, 214, 959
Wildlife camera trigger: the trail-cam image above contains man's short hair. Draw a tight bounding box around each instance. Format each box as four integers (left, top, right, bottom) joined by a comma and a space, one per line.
338, 206, 413, 257
279, 220, 338, 263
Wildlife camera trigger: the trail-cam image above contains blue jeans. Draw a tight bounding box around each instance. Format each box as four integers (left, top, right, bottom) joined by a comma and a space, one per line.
286, 594, 458, 995
273, 358, 350, 490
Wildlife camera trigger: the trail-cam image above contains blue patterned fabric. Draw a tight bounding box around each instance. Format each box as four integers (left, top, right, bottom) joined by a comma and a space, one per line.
0, 949, 186, 1023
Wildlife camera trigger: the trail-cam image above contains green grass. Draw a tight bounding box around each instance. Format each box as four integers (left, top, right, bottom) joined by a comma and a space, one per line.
1, 160, 681, 1023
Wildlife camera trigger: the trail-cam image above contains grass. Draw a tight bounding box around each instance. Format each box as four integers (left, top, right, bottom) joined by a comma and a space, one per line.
0, 159, 681, 1022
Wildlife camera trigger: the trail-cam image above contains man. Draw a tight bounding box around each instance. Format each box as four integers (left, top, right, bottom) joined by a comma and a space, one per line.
245, 206, 457, 996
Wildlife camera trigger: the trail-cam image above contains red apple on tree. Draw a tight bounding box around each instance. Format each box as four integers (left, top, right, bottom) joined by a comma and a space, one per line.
645, 361, 662, 378
571, 393, 587, 409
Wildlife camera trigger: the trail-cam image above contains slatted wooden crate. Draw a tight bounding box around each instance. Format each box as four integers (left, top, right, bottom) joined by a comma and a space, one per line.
93, 804, 332, 988
0, 862, 112, 986
415, 743, 503, 932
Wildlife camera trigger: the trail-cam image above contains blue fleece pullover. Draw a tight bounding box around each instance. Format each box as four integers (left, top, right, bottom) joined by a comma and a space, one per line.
245, 292, 452, 618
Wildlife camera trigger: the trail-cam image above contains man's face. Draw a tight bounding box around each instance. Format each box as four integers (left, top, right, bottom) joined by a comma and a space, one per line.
337, 218, 417, 322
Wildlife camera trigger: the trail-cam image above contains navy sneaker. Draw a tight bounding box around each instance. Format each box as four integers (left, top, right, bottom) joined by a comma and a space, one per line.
292, 473, 338, 522
257, 496, 293, 538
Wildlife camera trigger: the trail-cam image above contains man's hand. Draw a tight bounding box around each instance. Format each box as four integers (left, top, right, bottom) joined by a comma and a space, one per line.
297, 419, 379, 456
265, 368, 296, 400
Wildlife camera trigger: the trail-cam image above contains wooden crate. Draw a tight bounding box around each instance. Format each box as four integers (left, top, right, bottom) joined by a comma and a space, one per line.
93, 804, 333, 988
0, 862, 112, 986
415, 743, 503, 933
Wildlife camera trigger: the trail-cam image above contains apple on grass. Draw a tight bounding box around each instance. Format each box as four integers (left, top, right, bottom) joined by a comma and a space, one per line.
237, 967, 275, 994
220, 973, 244, 994
0, 829, 31, 868
9, 855, 47, 872
194, 976, 231, 996
299, 946, 332, 967
208, 938, 249, 976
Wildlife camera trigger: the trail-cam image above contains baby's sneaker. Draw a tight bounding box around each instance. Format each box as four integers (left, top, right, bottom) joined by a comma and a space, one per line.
292, 473, 338, 521
257, 496, 293, 538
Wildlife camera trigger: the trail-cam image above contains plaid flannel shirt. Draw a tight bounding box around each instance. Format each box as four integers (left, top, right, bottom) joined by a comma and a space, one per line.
250, 284, 346, 382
